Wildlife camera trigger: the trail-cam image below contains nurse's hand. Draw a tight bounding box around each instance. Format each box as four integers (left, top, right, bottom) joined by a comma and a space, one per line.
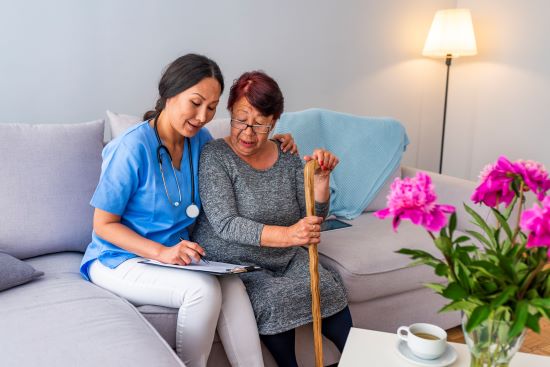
158, 240, 206, 265
272, 133, 298, 154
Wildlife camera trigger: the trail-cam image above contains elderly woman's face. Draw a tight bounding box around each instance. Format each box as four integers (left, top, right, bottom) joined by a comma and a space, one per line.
229, 97, 274, 157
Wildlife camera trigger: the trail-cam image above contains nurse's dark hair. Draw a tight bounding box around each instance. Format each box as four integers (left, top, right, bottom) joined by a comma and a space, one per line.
143, 54, 224, 121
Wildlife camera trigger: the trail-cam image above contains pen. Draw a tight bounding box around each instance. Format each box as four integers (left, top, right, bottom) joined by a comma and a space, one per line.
179, 237, 209, 264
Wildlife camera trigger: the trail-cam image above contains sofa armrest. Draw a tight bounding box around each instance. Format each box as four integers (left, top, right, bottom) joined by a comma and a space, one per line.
401, 166, 492, 233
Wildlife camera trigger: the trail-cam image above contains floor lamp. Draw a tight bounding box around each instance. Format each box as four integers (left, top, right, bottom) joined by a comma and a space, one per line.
423, 9, 477, 174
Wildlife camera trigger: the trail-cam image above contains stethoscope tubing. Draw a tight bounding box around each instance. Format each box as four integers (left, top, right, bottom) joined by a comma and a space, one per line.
153, 115, 197, 215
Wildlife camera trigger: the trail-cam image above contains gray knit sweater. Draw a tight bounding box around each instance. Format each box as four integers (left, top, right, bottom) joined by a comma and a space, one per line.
192, 139, 348, 335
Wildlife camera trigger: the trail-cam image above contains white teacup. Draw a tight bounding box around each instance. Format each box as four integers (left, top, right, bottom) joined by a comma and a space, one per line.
397, 323, 447, 360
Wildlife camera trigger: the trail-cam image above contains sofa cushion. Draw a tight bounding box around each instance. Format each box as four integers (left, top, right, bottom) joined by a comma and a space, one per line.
107, 110, 231, 140
24, 251, 85, 274
0, 252, 43, 291
138, 305, 179, 347
0, 121, 104, 259
0, 252, 183, 367
318, 213, 463, 303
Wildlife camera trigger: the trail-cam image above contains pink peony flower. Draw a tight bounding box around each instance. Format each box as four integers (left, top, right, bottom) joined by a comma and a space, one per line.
520, 197, 550, 256
513, 160, 550, 201
375, 172, 455, 232
471, 156, 517, 207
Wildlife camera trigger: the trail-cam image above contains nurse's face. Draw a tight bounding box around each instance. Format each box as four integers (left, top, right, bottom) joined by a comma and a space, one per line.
164, 77, 221, 138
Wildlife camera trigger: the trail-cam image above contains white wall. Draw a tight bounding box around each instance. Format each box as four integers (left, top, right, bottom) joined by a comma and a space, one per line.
445, 0, 550, 180
0, 0, 455, 171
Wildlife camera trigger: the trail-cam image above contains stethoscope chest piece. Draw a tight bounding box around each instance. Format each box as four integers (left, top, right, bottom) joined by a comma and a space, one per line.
186, 204, 200, 218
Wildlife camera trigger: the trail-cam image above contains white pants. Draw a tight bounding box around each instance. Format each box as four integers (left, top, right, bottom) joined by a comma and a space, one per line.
89, 258, 263, 367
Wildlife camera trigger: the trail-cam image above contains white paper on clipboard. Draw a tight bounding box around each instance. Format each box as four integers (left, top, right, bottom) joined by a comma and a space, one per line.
139, 259, 261, 275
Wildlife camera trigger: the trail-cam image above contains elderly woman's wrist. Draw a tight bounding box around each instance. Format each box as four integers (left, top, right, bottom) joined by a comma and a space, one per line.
260, 225, 292, 247
314, 189, 330, 203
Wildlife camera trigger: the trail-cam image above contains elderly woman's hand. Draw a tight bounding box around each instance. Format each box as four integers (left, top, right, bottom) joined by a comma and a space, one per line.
272, 133, 299, 154
304, 149, 339, 178
284, 216, 323, 246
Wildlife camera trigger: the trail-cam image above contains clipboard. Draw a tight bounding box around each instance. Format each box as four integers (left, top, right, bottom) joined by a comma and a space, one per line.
138, 259, 261, 276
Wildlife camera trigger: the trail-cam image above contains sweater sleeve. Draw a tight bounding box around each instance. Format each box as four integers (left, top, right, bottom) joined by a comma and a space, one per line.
294, 156, 330, 218
199, 144, 264, 246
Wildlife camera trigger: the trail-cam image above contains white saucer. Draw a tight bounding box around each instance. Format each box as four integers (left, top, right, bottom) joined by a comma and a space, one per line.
395, 340, 458, 367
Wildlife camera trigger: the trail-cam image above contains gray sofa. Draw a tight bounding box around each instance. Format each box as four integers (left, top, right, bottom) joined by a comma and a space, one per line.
0, 118, 481, 366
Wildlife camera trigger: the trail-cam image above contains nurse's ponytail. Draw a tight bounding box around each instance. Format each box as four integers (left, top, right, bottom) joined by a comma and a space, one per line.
143, 98, 165, 121
143, 54, 224, 121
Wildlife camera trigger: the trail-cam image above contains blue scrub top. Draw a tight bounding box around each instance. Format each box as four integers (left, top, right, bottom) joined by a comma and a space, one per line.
80, 121, 213, 280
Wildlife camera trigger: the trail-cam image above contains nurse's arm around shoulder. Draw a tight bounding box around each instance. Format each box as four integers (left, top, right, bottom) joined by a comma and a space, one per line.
93, 208, 205, 266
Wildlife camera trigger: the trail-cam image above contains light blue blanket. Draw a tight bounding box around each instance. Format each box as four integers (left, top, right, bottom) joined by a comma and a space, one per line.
273, 108, 409, 219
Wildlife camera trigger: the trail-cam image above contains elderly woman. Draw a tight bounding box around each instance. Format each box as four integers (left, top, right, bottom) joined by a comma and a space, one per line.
192, 71, 352, 366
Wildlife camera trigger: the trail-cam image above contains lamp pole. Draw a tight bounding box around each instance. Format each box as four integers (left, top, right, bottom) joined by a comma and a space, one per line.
439, 54, 452, 174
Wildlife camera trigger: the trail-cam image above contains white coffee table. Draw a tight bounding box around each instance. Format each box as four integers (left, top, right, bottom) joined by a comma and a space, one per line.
339, 327, 550, 367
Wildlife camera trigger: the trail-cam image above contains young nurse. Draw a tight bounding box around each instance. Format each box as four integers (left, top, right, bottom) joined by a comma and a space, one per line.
79, 54, 295, 367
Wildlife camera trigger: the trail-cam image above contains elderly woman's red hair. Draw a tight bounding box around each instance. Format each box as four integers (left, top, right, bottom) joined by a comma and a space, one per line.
227, 71, 284, 120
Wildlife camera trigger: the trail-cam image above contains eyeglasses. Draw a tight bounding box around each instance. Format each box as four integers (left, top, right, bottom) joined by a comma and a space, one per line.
230, 118, 272, 134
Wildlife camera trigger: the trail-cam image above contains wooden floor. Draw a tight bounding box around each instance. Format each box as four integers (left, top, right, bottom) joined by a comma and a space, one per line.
447, 318, 550, 356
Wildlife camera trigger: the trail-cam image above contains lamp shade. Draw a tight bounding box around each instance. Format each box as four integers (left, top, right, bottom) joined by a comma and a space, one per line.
423, 9, 477, 58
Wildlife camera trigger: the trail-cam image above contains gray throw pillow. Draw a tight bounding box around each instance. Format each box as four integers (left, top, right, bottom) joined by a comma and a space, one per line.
0, 253, 44, 291
0, 120, 104, 259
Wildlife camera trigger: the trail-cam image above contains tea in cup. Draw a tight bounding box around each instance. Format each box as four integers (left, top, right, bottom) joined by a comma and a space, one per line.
397, 323, 447, 359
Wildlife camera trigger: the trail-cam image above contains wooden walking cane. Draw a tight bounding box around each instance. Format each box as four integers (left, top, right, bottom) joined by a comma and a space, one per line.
304, 159, 323, 367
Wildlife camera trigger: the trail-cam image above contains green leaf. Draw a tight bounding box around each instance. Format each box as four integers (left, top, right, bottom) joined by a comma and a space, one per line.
456, 245, 478, 252
464, 204, 496, 246
424, 283, 445, 294
456, 262, 473, 293
449, 212, 457, 236
480, 281, 498, 293
510, 300, 529, 337
526, 289, 539, 300
503, 196, 518, 220
545, 275, 550, 298
454, 235, 470, 244
535, 306, 550, 320
466, 230, 493, 249
466, 305, 491, 332
525, 313, 541, 333
442, 282, 468, 301
497, 253, 518, 283
435, 236, 452, 256
396, 248, 438, 261
511, 179, 521, 198
490, 286, 517, 308
470, 260, 504, 279
435, 263, 449, 277
491, 208, 513, 241
408, 259, 438, 268
531, 298, 550, 309
440, 300, 478, 313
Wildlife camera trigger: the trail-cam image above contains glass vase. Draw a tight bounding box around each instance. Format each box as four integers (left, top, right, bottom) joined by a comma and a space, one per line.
462, 314, 526, 367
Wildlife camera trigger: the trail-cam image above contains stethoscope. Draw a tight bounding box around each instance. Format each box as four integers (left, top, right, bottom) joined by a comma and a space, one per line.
153, 115, 200, 218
